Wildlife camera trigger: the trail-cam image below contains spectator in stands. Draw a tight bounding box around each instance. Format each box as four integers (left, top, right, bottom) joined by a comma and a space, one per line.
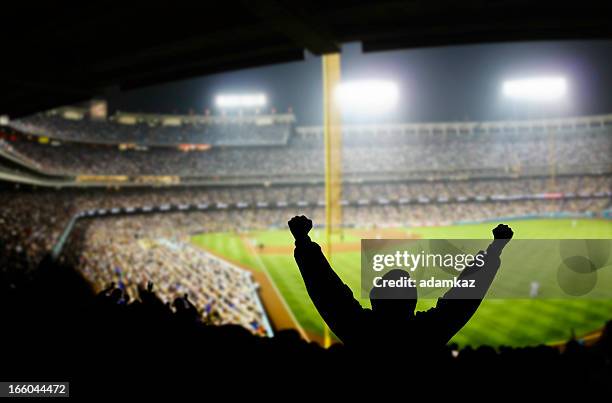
289, 215, 513, 358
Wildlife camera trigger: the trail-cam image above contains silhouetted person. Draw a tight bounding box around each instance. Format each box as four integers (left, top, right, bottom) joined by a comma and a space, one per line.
289, 215, 513, 357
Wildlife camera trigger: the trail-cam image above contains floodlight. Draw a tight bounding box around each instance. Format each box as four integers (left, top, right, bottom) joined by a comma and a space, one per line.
502, 77, 567, 102
335, 80, 399, 113
215, 93, 267, 108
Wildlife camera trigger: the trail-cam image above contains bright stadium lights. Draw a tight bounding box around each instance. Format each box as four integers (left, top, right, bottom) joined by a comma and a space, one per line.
502, 77, 567, 102
335, 80, 399, 113
215, 93, 267, 108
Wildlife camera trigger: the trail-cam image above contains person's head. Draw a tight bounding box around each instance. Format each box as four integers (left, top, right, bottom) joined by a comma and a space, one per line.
369, 269, 417, 320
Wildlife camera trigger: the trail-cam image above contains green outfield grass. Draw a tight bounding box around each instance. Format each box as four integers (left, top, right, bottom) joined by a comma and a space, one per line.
192, 219, 612, 347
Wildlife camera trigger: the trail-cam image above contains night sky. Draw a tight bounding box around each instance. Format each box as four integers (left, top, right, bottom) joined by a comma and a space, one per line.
107, 40, 612, 125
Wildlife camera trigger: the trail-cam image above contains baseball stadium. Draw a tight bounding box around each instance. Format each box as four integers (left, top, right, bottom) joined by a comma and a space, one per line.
3, 99, 611, 349
2, 2, 612, 395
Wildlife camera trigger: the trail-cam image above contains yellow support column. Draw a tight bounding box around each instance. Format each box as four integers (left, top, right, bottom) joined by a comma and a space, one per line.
322, 53, 343, 348
548, 129, 557, 191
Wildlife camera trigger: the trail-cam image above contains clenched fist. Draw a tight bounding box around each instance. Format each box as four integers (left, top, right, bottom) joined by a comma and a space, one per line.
492, 224, 513, 241
288, 215, 313, 241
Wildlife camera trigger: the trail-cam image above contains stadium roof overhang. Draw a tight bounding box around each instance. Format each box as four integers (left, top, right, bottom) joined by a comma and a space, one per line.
2, 1, 612, 118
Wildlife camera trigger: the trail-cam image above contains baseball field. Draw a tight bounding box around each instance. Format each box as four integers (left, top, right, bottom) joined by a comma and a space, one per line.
192, 218, 612, 347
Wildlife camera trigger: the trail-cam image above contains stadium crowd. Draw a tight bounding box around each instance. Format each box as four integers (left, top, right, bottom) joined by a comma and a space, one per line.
9, 113, 293, 146
63, 217, 270, 335
1, 176, 609, 276
2, 124, 610, 177
56, 176, 612, 207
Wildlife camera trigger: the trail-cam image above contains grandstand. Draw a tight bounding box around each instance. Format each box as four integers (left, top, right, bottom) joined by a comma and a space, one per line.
9, 108, 295, 146
66, 216, 272, 336
0, 109, 610, 346
1, 110, 611, 182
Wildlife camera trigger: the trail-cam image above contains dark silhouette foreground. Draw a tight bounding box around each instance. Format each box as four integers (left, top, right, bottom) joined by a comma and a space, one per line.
289, 215, 512, 358
0, 243, 611, 396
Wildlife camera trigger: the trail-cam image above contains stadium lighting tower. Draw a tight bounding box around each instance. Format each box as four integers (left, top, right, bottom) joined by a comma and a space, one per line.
215, 93, 267, 108
335, 80, 399, 113
502, 77, 567, 102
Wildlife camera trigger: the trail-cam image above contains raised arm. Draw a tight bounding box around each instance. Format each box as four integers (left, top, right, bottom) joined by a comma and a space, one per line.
420, 224, 513, 343
289, 216, 364, 341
